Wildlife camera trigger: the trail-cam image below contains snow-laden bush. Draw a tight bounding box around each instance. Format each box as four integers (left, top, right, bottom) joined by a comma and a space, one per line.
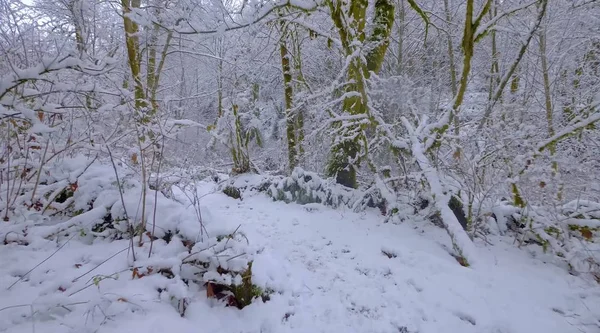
491, 199, 600, 282
266, 168, 360, 207
1, 158, 271, 325
217, 168, 394, 215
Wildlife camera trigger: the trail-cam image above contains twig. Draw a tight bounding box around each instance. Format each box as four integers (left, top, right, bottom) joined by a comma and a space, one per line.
69, 268, 133, 297
3, 121, 11, 221
71, 247, 129, 282
133, 122, 148, 247
30, 117, 57, 203
179, 182, 210, 242
180, 243, 219, 262
103, 137, 135, 262
7, 233, 78, 290
149, 127, 166, 258
226, 252, 246, 262
224, 224, 241, 248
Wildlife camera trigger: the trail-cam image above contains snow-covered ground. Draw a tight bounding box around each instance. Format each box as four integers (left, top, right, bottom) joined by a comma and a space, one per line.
1, 179, 599, 333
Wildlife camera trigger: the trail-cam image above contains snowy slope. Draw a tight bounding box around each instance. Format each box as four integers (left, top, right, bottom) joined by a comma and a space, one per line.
1, 181, 599, 333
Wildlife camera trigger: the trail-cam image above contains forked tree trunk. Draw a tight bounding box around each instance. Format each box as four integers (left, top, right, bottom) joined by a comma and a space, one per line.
326, 0, 394, 188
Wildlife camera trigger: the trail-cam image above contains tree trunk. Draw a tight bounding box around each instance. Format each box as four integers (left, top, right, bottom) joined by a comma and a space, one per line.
280, 28, 298, 172
326, 0, 394, 188
539, 22, 563, 199
121, 0, 146, 110
488, 1, 500, 102
451, 0, 475, 137
146, 23, 160, 112
443, 0, 457, 96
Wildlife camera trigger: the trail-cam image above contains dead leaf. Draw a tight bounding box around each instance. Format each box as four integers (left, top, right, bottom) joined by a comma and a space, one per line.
453, 149, 461, 160
226, 295, 238, 307
581, 228, 593, 240
206, 282, 216, 298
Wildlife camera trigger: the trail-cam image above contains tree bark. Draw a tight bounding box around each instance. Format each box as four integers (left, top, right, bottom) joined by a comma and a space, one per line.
326, 0, 394, 188
280, 27, 298, 172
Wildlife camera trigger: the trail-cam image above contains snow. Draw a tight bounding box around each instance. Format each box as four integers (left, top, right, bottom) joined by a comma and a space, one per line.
28, 123, 55, 134
1, 178, 599, 333
166, 119, 206, 129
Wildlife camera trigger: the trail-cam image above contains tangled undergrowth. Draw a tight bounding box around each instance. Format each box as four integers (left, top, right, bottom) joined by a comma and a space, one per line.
1, 159, 271, 319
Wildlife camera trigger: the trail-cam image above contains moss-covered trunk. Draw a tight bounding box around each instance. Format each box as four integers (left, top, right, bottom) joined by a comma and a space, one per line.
443, 0, 457, 96
121, 0, 146, 110
326, 0, 394, 188
488, 1, 500, 102
451, 0, 474, 137
280, 33, 298, 172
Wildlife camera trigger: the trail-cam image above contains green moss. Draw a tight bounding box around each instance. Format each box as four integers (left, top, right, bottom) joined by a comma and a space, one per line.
427, 124, 448, 152
223, 186, 241, 200
216, 233, 234, 242
511, 183, 525, 208
535, 234, 550, 253
326, 140, 360, 189
567, 224, 597, 241
228, 262, 271, 308
366, 0, 394, 72
544, 226, 561, 238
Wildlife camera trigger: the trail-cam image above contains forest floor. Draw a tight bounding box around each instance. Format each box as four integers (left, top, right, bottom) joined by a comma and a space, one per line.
1, 177, 600, 333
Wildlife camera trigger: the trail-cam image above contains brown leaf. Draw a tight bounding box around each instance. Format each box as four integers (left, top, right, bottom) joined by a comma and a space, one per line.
74, 263, 82, 268
452, 149, 461, 160
182, 239, 194, 250
131, 153, 138, 165
32, 201, 43, 211
206, 282, 216, 298
117, 297, 128, 302
226, 295, 238, 307
581, 228, 593, 240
